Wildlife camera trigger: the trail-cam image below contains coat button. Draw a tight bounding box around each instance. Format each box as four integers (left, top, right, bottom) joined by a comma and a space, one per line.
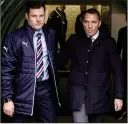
88, 50, 90, 52
86, 61, 88, 63
86, 72, 88, 74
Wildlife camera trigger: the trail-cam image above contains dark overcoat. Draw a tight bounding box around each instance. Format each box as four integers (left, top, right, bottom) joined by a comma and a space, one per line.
57, 31, 124, 114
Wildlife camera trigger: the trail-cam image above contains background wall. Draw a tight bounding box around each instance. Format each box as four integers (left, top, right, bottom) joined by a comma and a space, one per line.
111, 2, 127, 41
46, 5, 80, 40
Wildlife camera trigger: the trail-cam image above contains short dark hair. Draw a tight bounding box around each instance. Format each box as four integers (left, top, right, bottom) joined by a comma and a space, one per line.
25, 0, 46, 13
82, 8, 101, 21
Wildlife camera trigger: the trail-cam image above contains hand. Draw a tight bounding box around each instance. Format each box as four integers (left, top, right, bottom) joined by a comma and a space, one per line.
114, 98, 123, 111
3, 101, 14, 117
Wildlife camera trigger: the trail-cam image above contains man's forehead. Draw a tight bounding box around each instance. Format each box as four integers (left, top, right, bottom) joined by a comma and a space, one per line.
84, 13, 99, 20
29, 7, 44, 12
28, 8, 45, 14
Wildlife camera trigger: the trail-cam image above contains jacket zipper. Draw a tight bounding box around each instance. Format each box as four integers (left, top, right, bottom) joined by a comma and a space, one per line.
48, 51, 61, 107
31, 53, 36, 116
31, 50, 61, 116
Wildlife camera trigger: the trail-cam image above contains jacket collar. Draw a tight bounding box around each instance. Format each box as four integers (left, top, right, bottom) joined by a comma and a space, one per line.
23, 21, 49, 51
24, 21, 47, 37
84, 29, 109, 41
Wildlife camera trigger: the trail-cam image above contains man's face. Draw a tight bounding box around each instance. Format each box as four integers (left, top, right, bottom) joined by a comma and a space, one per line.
25, 7, 45, 31
59, 5, 65, 12
82, 13, 101, 37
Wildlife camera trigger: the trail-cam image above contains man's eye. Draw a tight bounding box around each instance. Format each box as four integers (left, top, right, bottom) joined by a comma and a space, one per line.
92, 21, 96, 23
40, 15, 44, 17
84, 21, 88, 23
32, 15, 36, 17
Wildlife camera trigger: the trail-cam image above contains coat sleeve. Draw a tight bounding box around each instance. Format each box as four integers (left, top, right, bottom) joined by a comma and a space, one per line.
1, 33, 18, 100
49, 29, 57, 69
47, 11, 57, 30
63, 12, 68, 33
108, 38, 124, 99
57, 35, 73, 69
117, 28, 123, 55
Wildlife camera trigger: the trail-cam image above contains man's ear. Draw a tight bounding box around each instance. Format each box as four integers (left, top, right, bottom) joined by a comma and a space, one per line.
81, 19, 84, 26
99, 20, 101, 27
25, 13, 28, 20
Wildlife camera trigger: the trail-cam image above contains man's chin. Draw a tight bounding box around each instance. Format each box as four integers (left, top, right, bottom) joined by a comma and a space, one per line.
34, 27, 43, 31
87, 33, 94, 37
33, 25, 44, 31
87, 34, 93, 37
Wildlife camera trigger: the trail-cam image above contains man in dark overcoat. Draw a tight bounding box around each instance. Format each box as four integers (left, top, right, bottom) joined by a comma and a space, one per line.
57, 8, 124, 123
47, 5, 67, 53
116, 25, 127, 120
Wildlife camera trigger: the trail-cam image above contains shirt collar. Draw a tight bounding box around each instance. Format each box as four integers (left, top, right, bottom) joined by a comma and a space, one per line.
91, 30, 99, 41
34, 29, 44, 37
87, 30, 99, 41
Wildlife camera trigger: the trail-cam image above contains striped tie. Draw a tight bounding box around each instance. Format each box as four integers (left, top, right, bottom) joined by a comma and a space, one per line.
36, 33, 44, 81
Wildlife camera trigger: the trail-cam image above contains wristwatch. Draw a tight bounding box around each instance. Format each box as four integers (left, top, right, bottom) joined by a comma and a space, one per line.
3, 98, 12, 103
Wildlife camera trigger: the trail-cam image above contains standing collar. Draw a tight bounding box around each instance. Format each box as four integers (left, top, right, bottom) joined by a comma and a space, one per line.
87, 30, 99, 40
24, 21, 46, 36
91, 30, 99, 40
34, 29, 44, 37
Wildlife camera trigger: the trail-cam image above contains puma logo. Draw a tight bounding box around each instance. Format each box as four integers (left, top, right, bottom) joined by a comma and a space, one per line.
3, 46, 8, 52
22, 41, 28, 47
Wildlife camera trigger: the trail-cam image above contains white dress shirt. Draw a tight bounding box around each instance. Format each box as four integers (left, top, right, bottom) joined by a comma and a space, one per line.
33, 30, 49, 81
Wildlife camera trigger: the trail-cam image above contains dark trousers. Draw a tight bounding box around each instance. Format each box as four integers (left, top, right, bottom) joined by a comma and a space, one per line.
57, 35, 66, 53
13, 80, 56, 123
88, 114, 104, 123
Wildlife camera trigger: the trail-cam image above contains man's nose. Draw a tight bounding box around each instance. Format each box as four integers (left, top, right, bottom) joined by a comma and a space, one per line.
36, 17, 40, 21
88, 23, 92, 29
